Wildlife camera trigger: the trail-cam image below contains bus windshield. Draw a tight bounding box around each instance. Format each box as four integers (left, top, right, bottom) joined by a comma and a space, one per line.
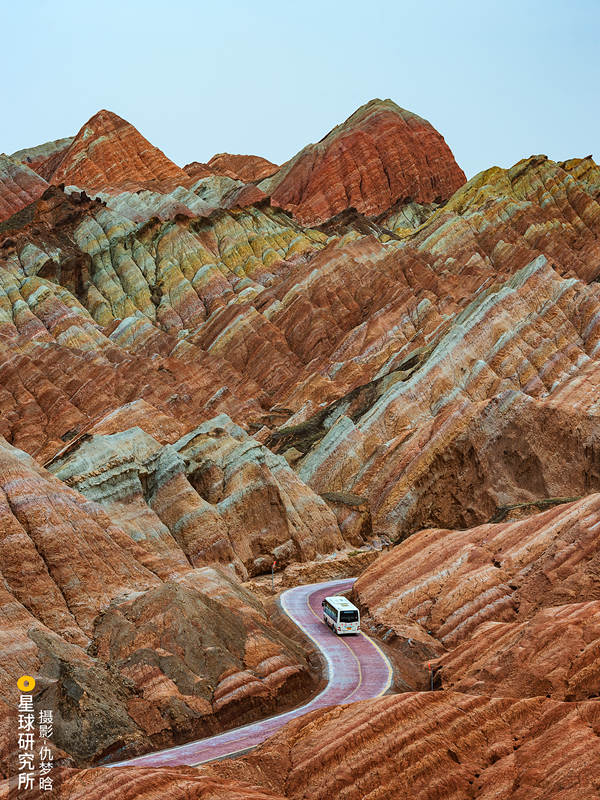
340, 610, 359, 622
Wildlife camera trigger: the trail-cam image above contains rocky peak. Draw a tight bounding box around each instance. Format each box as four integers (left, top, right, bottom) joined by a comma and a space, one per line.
260, 97, 466, 225
49, 109, 188, 192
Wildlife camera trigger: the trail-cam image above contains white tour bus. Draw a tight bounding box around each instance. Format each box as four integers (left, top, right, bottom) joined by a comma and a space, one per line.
321, 595, 360, 635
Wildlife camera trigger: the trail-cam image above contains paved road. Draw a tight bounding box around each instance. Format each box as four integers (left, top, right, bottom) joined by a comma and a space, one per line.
110, 578, 393, 768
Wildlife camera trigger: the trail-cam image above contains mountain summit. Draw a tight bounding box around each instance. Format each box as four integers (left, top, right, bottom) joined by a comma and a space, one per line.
49, 109, 187, 192
260, 98, 466, 225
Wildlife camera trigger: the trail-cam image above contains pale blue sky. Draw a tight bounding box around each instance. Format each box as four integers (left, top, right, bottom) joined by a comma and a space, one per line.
3, 0, 598, 177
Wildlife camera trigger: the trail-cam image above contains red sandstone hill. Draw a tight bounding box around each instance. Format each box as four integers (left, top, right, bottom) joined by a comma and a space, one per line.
48, 109, 188, 192
184, 153, 279, 183
259, 98, 466, 224
207, 152, 278, 181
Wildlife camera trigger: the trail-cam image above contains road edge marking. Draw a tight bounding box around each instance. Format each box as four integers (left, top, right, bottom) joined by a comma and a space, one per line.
359, 632, 394, 696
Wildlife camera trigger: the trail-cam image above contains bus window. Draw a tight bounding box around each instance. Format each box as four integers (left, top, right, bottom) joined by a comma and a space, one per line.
339, 610, 358, 622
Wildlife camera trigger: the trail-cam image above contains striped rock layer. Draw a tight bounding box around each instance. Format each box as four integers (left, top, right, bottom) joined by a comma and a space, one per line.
33, 690, 600, 799
49, 110, 188, 192
45, 415, 362, 581
15, 693, 600, 798
32, 767, 284, 800
355, 494, 600, 696
270, 156, 600, 540
10, 136, 74, 181
184, 153, 279, 183
199, 691, 600, 800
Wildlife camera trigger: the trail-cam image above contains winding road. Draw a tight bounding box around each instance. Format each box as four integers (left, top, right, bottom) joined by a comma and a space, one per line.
110, 578, 393, 768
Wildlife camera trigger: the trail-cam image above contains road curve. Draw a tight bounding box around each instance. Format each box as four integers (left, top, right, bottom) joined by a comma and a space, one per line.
110, 578, 393, 768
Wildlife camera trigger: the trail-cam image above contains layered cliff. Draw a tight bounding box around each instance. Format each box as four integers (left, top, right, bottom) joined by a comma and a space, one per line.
34, 688, 600, 799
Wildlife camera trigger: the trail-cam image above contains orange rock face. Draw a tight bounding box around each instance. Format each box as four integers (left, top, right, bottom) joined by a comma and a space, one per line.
33, 691, 600, 798
207, 153, 278, 181
203, 691, 600, 800
437, 599, 600, 700
260, 98, 466, 224
354, 495, 600, 705
355, 495, 600, 649
46, 766, 285, 799
91, 580, 313, 748
49, 110, 188, 192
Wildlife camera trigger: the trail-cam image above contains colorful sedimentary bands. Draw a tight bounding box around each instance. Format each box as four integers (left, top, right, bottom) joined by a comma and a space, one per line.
50, 687, 600, 798
204, 690, 600, 799
46, 416, 352, 579
1, 97, 600, 796
48, 110, 188, 192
